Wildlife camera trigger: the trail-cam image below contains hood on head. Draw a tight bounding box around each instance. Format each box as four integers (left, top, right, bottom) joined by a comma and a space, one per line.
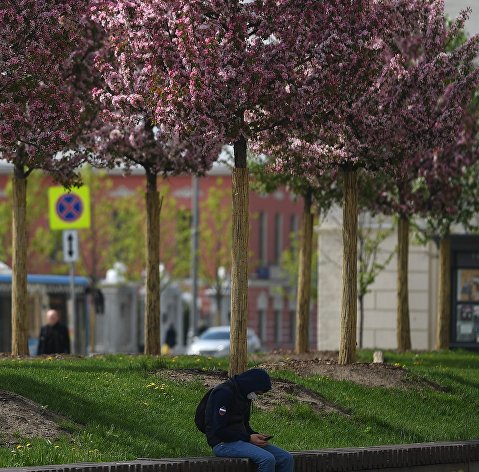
233, 368, 272, 397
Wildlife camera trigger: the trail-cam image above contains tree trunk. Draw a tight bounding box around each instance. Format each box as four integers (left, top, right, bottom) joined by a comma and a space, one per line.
229, 135, 249, 377
435, 235, 451, 350
295, 189, 314, 354
11, 164, 29, 355
397, 215, 411, 351
144, 169, 161, 355
339, 168, 358, 365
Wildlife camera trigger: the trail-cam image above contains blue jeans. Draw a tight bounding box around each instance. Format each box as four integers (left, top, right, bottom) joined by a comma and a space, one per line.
213, 441, 294, 472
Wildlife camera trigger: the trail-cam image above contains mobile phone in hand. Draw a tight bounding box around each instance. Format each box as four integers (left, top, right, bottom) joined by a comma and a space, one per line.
263, 435, 274, 440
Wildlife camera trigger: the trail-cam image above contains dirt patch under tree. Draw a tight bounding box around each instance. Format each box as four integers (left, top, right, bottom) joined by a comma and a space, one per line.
0, 390, 69, 448
160, 368, 351, 416
252, 352, 445, 391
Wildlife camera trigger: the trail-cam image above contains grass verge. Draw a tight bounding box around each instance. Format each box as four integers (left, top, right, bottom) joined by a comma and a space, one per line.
0, 350, 477, 467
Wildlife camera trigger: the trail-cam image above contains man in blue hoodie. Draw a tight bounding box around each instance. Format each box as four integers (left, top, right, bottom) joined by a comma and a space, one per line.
205, 368, 294, 472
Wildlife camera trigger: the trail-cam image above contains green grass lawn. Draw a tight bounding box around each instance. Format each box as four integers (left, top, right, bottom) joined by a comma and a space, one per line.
0, 350, 478, 467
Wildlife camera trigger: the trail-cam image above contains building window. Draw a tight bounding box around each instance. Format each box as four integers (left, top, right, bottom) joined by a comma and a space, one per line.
259, 212, 267, 266
274, 213, 283, 265
274, 310, 282, 344
289, 310, 296, 344
258, 309, 266, 342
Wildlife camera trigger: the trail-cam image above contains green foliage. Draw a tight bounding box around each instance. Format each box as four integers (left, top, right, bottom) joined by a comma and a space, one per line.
279, 230, 318, 302
249, 154, 341, 214
0, 171, 69, 274
445, 15, 470, 54
96, 179, 192, 283
76, 167, 117, 281
0, 166, 195, 284
249, 154, 339, 304
160, 185, 192, 284
249, 155, 305, 197
104, 186, 147, 281
199, 177, 231, 288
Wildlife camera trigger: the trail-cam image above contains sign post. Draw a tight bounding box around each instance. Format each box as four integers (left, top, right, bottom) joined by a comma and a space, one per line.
62, 230, 79, 263
62, 229, 79, 329
48, 187, 91, 354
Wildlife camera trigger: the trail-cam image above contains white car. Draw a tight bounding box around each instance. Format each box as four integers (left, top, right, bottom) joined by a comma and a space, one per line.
186, 326, 261, 357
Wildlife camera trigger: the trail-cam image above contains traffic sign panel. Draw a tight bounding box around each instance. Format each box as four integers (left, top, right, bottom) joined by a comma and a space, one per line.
62, 230, 79, 263
57, 193, 83, 222
48, 186, 91, 229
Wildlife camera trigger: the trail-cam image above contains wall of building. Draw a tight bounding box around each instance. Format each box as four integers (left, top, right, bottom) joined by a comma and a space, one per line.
317, 208, 438, 351
360, 232, 437, 350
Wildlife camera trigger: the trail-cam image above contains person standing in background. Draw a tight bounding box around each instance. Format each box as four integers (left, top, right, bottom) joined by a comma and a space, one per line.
37, 309, 71, 355
165, 323, 177, 353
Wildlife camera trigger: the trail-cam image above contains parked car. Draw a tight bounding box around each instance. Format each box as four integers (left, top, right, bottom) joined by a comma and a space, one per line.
186, 326, 261, 356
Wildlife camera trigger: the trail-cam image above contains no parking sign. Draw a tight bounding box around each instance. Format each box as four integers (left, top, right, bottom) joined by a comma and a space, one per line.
48, 186, 91, 230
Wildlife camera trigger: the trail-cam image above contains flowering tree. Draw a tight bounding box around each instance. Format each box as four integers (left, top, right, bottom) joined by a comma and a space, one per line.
409, 106, 479, 350
90, 5, 219, 354
258, 0, 388, 364
0, 0, 92, 354
262, 0, 479, 360
368, 3, 479, 351
199, 178, 232, 327
91, 0, 324, 374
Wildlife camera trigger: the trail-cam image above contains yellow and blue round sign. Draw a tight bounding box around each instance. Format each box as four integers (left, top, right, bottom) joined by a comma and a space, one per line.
48, 186, 91, 230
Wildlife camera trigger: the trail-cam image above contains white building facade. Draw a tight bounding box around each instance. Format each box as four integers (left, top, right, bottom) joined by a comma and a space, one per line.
317, 209, 439, 350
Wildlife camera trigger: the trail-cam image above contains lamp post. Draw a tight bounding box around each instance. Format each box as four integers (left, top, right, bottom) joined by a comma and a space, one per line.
189, 176, 200, 340
215, 266, 227, 326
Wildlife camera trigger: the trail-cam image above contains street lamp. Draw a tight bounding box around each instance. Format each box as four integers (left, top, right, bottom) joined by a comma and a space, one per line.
215, 266, 228, 326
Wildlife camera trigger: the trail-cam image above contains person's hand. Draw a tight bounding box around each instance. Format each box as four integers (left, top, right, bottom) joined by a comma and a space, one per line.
250, 434, 269, 447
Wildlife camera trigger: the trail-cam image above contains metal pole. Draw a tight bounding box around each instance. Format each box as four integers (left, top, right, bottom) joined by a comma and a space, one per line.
70, 261, 76, 354
190, 175, 200, 340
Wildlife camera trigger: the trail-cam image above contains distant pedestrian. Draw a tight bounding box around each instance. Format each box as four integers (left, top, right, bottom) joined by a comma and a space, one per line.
165, 324, 177, 350
37, 309, 71, 355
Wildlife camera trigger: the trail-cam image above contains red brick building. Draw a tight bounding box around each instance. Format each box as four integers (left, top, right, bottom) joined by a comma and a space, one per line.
0, 161, 316, 352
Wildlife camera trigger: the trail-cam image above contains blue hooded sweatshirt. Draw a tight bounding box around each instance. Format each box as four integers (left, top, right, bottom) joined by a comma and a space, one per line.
204, 368, 272, 447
